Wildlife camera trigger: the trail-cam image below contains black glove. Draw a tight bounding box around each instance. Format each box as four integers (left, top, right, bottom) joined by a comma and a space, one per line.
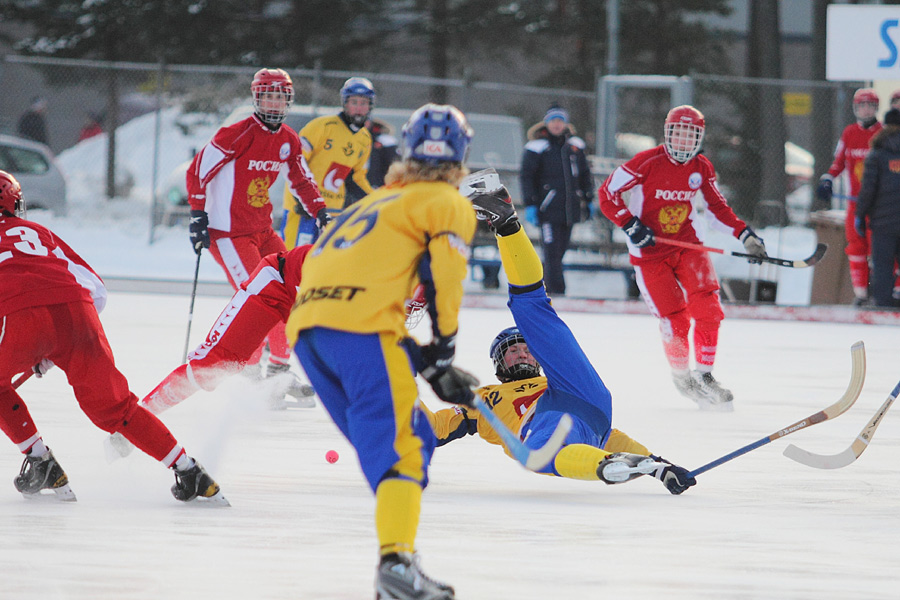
623, 216, 655, 248
738, 227, 767, 264
649, 455, 696, 495
816, 177, 833, 202
419, 335, 477, 407
189, 210, 210, 254
315, 208, 332, 232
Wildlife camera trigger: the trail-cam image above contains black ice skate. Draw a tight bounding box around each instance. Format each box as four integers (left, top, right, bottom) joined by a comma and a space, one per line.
460, 169, 520, 235
597, 452, 665, 485
376, 553, 455, 600
14, 449, 77, 501
171, 460, 230, 506
690, 371, 734, 411
266, 362, 316, 409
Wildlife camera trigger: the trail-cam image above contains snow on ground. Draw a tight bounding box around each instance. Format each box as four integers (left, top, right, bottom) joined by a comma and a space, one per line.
2, 293, 899, 599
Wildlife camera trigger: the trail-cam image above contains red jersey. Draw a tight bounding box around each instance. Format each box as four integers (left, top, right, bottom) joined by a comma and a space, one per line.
187, 114, 324, 237
825, 121, 883, 198
241, 244, 311, 321
0, 216, 106, 317
598, 146, 747, 262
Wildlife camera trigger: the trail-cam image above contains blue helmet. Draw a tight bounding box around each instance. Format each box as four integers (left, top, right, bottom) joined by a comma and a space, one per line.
340, 77, 376, 105
489, 327, 542, 382
401, 103, 473, 165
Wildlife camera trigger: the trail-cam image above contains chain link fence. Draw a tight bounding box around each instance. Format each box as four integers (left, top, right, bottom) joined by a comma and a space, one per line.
0, 54, 865, 242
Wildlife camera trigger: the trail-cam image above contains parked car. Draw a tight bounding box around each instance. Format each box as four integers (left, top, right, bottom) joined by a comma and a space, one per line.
158, 104, 525, 225
0, 134, 67, 215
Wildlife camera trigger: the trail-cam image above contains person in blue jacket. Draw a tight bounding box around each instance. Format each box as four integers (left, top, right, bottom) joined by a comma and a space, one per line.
519, 104, 594, 295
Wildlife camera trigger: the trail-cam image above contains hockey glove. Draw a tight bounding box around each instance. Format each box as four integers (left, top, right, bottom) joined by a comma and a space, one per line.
738, 227, 767, 264
189, 210, 210, 254
420, 335, 476, 407
855, 215, 866, 237
815, 176, 833, 202
469, 186, 520, 236
649, 455, 697, 495
315, 208, 332, 232
623, 216, 655, 248
32, 359, 54, 378
525, 205, 539, 227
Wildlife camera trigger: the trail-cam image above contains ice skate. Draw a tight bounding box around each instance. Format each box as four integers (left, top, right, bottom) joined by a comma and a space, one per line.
14, 449, 77, 502
171, 460, 230, 506
691, 371, 734, 411
597, 452, 665, 484
103, 431, 135, 463
376, 553, 455, 600
672, 370, 697, 400
461, 169, 519, 233
266, 362, 316, 409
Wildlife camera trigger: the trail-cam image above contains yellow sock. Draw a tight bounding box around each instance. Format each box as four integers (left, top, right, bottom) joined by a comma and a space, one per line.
497, 227, 543, 286
603, 429, 651, 455
553, 444, 612, 480
375, 478, 422, 556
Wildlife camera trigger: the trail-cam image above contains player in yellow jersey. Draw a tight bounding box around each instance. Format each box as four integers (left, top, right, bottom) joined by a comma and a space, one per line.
287, 104, 476, 600
280, 77, 376, 249
422, 169, 697, 495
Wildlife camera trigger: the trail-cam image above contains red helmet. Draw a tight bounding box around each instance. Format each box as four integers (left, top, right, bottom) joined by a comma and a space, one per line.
405, 284, 427, 329
251, 68, 294, 125
0, 170, 23, 216
852, 88, 879, 121
664, 105, 705, 163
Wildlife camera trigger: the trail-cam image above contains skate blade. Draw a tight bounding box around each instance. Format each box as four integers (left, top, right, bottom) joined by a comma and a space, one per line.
694, 398, 735, 412
198, 489, 231, 507
283, 396, 316, 409
285, 384, 316, 400
21, 483, 77, 502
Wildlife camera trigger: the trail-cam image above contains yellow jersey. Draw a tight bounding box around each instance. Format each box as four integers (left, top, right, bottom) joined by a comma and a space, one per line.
422, 377, 649, 457
286, 180, 476, 344
283, 114, 374, 212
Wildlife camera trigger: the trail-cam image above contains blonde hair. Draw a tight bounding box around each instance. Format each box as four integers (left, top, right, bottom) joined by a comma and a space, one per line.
384, 160, 470, 188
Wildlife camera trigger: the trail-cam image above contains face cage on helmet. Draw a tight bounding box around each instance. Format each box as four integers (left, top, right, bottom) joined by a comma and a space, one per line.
404, 299, 427, 330
491, 334, 542, 382
252, 85, 294, 125
664, 122, 704, 163
853, 101, 878, 122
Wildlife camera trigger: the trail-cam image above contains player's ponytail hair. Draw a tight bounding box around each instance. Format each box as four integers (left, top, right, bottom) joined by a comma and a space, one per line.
384, 160, 470, 188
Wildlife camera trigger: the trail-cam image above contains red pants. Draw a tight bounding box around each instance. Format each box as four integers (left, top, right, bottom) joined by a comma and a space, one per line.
633, 249, 724, 371
142, 288, 284, 414
844, 201, 870, 295
0, 302, 180, 464
209, 229, 290, 364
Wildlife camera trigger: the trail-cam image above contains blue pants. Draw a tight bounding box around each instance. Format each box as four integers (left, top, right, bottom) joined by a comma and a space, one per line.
294, 328, 436, 492
509, 283, 613, 474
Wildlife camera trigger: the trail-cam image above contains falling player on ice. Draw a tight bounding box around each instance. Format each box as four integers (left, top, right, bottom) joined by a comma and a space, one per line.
0, 171, 225, 504
598, 105, 767, 410
422, 169, 696, 494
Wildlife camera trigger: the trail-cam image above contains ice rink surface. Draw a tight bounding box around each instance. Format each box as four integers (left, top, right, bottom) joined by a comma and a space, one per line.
3, 291, 899, 599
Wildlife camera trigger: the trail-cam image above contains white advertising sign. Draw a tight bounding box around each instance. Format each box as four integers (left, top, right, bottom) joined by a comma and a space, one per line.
827, 5, 900, 81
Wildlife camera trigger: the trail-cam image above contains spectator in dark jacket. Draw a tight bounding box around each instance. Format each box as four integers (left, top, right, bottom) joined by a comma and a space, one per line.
856, 108, 900, 308
17, 97, 49, 146
520, 105, 594, 295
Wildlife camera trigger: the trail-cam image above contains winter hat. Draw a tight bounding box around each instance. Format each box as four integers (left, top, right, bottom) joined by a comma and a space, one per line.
544, 105, 569, 124
884, 108, 900, 126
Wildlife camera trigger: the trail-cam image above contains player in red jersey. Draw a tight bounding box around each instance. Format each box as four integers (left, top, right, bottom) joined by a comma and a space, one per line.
598, 106, 767, 411
186, 67, 327, 392
105, 245, 316, 460
0, 171, 225, 503
816, 88, 883, 305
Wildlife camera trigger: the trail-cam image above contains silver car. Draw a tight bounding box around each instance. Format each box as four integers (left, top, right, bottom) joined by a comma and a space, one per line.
0, 134, 67, 215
